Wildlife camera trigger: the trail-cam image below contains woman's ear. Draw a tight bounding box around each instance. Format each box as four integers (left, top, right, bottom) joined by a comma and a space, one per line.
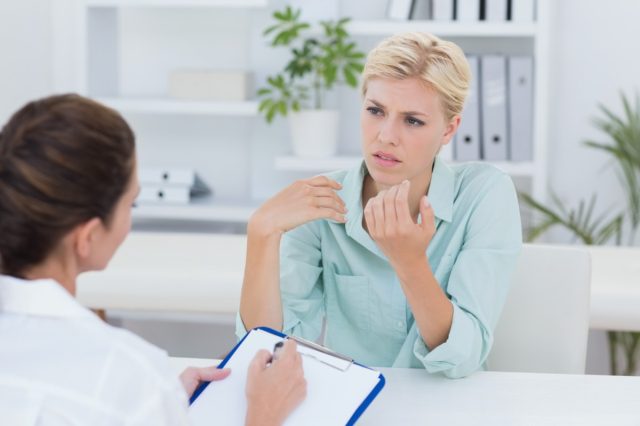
74, 217, 103, 260
441, 115, 461, 145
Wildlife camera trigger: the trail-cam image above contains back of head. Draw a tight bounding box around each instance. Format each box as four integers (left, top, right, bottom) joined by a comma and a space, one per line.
361, 32, 471, 121
0, 94, 135, 277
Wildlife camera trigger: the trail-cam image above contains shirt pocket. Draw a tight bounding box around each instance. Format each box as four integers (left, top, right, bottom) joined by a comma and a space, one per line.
326, 272, 371, 332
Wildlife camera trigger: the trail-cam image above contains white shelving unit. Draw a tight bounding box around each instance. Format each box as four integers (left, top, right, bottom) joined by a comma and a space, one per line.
132, 196, 258, 222
53, 0, 550, 226
85, 0, 267, 7
97, 98, 259, 116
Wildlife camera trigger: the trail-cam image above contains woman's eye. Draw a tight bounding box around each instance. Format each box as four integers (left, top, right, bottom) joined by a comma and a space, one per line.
366, 106, 383, 116
406, 116, 425, 127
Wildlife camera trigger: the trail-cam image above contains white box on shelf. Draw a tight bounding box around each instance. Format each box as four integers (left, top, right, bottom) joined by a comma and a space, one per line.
140, 167, 198, 186
139, 167, 211, 196
168, 70, 253, 102
137, 185, 191, 204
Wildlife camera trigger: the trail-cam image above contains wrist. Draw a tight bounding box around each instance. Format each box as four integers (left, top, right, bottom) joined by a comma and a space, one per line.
248, 212, 283, 240
393, 254, 431, 282
245, 407, 280, 426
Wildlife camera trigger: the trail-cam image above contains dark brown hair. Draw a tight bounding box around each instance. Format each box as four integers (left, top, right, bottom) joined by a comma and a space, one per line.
0, 94, 135, 277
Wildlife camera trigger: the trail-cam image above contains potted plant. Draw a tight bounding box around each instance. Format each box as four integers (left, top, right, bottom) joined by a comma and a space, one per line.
257, 6, 365, 158
521, 92, 640, 375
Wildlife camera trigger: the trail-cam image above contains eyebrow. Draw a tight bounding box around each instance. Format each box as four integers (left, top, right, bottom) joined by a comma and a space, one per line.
367, 99, 431, 118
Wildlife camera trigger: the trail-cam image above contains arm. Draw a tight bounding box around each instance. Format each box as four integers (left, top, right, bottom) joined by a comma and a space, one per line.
365, 174, 522, 377
414, 173, 522, 377
364, 180, 452, 349
238, 176, 346, 333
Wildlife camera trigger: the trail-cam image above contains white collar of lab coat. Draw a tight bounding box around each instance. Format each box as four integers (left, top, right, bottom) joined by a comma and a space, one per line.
0, 274, 98, 321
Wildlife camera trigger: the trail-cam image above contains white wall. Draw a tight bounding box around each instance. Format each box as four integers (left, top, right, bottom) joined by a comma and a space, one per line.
0, 1, 52, 123
546, 0, 640, 245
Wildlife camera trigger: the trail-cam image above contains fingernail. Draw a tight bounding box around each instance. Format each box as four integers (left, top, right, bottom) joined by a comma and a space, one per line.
403, 180, 409, 185
423, 196, 430, 206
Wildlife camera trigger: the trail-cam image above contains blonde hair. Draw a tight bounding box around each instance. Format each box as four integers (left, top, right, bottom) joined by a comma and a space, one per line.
361, 32, 471, 122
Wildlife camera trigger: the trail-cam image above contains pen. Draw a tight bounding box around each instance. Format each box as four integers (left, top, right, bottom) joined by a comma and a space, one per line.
267, 340, 285, 367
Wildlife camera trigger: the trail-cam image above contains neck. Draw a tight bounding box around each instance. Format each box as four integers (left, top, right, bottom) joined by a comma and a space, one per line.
22, 249, 78, 296
362, 169, 433, 221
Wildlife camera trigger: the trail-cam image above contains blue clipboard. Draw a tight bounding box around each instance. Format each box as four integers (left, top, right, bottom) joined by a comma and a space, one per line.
189, 326, 385, 425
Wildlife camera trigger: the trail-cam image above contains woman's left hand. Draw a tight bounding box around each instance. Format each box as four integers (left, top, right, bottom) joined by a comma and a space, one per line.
179, 366, 231, 398
364, 180, 436, 271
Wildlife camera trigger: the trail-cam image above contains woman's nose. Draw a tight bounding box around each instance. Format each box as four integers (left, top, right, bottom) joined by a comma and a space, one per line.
378, 119, 400, 146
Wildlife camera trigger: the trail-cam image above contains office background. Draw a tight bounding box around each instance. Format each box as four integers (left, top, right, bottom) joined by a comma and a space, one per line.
1, 0, 638, 375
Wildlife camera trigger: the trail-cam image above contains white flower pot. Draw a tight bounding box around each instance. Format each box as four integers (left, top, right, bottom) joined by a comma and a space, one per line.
288, 109, 339, 158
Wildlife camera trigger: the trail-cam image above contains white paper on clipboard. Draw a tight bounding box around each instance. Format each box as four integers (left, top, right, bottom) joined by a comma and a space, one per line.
189, 328, 384, 425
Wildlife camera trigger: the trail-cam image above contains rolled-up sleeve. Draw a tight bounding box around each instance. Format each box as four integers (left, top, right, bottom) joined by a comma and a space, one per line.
235, 222, 325, 341
280, 223, 325, 341
413, 172, 522, 378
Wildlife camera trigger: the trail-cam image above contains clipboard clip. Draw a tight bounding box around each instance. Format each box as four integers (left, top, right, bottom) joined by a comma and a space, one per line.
289, 335, 354, 372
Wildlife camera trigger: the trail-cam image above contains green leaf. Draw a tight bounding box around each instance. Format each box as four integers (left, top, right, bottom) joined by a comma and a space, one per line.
343, 67, 357, 87
256, 88, 272, 97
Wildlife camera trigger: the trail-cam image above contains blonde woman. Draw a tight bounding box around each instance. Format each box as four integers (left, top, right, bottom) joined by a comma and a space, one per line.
239, 32, 522, 378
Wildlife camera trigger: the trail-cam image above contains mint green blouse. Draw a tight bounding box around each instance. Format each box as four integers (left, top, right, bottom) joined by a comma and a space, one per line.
237, 158, 522, 378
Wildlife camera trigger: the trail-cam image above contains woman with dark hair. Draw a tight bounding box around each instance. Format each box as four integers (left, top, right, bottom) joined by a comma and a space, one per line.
0, 94, 306, 425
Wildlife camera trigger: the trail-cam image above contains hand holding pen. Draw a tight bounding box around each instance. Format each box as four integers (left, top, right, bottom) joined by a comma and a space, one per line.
245, 339, 307, 426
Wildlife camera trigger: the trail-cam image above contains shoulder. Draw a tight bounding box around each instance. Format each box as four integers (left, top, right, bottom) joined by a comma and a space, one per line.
450, 161, 516, 203
452, 161, 512, 189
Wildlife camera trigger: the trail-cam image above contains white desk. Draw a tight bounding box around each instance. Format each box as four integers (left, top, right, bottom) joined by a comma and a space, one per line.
169, 357, 640, 425
588, 246, 640, 331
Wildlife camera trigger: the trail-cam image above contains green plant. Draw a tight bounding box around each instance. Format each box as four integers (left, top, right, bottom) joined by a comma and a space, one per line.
257, 6, 365, 123
521, 92, 640, 375
585, 93, 640, 245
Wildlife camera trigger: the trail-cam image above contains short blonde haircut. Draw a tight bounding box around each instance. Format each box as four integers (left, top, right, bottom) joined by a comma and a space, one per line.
361, 32, 471, 122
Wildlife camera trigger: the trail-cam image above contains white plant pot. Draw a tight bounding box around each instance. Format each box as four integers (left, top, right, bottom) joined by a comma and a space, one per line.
288, 109, 339, 158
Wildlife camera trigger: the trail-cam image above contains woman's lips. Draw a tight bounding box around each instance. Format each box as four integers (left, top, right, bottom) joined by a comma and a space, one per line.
373, 152, 401, 167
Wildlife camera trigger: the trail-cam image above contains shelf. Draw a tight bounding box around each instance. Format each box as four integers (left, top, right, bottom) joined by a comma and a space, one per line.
347, 21, 538, 37
477, 161, 535, 176
132, 196, 259, 222
275, 156, 536, 176
86, 0, 267, 8
275, 156, 362, 172
96, 97, 259, 116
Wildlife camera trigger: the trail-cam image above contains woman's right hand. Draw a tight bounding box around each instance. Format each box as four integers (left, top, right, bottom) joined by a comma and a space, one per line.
248, 176, 347, 237
245, 340, 307, 426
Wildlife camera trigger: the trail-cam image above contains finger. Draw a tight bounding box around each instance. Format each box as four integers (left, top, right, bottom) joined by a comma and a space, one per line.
195, 366, 232, 382
371, 193, 386, 237
383, 186, 399, 235
249, 349, 273, 373
311, 196, 347, 214
276, 339, 298, 363
395, 180, 413, 224
308, 175, 343, 190
419, 196, 435, 232
314, 207, 347, 223
309, 187, 346, 208
364, 199, 375, 234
